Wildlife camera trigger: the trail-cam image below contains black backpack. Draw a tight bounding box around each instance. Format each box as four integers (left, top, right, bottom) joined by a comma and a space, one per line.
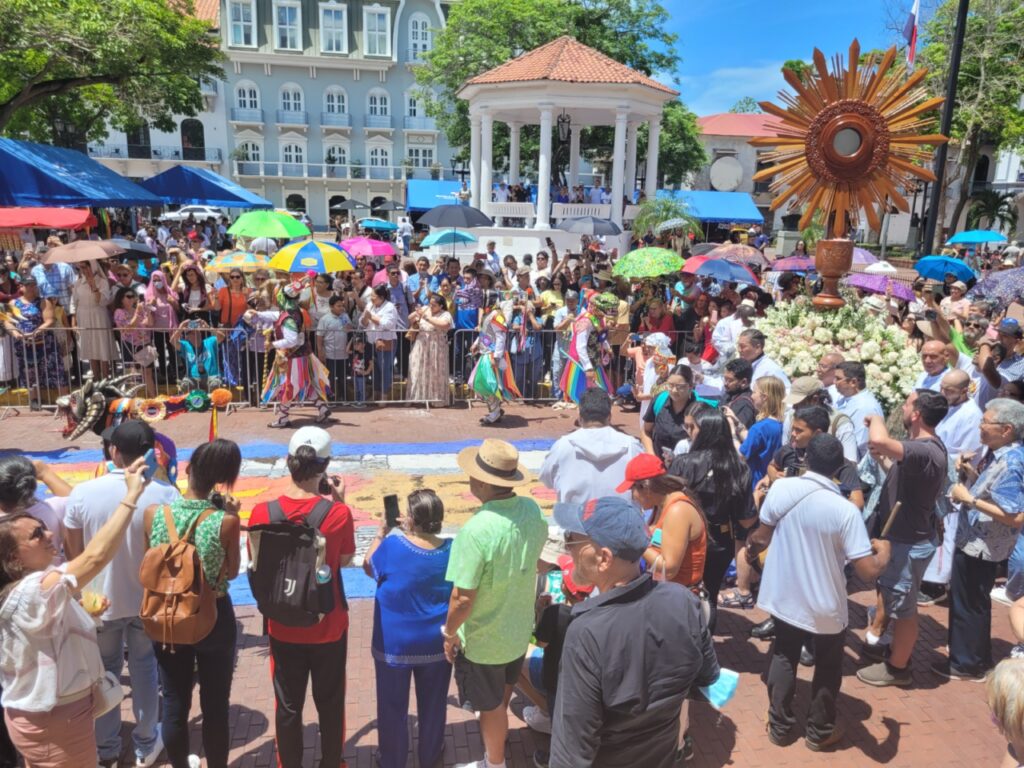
246, 499, 346, 627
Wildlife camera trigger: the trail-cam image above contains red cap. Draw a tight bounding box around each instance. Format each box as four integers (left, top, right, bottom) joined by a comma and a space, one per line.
616, 453, 666, 493
557, 554, 593, 596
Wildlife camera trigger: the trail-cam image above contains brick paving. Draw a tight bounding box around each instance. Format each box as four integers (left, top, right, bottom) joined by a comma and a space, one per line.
111, 582, 1010, 768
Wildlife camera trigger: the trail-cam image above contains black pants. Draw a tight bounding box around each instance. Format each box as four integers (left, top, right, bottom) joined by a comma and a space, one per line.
326, 358, 348, 400
766, 617, 844, 743
703, 523, 735, 635
269, 633, 348, 768
153, 328, 178, 385
948, 548, 998, 674
154, 596, 237, 768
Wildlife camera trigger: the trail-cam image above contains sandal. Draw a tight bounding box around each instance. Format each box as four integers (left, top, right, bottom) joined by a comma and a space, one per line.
315, 405, 331, 424
718, 588, 755, 609
267, 418, 291, 429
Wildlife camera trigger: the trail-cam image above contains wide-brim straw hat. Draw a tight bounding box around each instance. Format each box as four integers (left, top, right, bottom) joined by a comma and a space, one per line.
457, 439, 531, 487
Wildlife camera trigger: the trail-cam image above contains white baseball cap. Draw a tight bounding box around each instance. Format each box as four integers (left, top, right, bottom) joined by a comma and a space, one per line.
288, 426, 332, 459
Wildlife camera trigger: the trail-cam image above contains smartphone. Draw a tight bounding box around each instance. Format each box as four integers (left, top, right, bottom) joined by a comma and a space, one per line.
924, 309, 938, 321
142, 448, 158, 482
383, 494, 400, 528
318, 475, 332, 496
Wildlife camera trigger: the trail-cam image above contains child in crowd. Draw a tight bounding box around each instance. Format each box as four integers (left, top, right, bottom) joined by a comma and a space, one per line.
349, 334, 373, 408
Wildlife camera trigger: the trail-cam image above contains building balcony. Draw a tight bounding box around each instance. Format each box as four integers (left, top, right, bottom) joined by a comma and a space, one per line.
365, 115, 393, 130
87, 144, 222, 163
321, 111, 352, 128
276, 110, 309, 127
230, 108, 264, 125
233, 160, 403, 181
403, 116, 436, 131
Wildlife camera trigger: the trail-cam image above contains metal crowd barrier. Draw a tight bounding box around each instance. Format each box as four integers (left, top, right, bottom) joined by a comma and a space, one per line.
0, 325, 570, 413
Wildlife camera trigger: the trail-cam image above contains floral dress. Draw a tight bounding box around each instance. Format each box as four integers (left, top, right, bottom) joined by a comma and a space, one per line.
408, 311, 453, 404
10, 297, 67, 390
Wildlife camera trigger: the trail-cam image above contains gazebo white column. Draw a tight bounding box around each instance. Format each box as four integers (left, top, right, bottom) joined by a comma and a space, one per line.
535, 104, 553, 229
480, 110, 494, 213
610, 108, 628, 226
508, 121, 521, 185
624, 121, 639, 204
469, 112, 482, 208
645, 116, 661, 200
568, 125, 581, 188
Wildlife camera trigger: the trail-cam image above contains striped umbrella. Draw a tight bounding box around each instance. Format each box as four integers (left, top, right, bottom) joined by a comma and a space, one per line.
268, 240, 354, 274
208, 251, 270, 273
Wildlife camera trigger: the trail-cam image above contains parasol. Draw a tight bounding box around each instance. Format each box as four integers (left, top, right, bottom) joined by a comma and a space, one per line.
228, 211, 310, 239
610, 247, 683, 280
268, 240, 354, 274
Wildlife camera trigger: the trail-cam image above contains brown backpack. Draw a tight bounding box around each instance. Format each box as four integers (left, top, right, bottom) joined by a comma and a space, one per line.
139, 506, 219, 650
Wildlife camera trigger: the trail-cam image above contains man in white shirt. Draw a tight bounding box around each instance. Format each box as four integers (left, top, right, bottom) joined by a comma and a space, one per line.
63, 421, 180, 768
589, 185, 604, 205
738, 328, 792, 393
397, 217, 413, 258
832, 361, 884, 458
711, 304, 755, 360
817, 352, 845, 403
484, 241, 501, 277
749, 434, 890, 750
915, 340, 947, 391
493, 182, 510, 203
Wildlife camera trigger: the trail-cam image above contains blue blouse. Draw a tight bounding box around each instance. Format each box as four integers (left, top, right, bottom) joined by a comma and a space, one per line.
741, 417, 783, 488
370, 533, 453, 666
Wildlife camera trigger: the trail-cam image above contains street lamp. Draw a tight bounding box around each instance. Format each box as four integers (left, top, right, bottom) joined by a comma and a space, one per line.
557, 109, 571, 144
450, 157, 469, 183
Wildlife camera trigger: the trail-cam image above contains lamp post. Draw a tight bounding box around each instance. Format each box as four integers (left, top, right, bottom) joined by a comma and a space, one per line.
450, 157, 470, 184
557, 110, 571, 144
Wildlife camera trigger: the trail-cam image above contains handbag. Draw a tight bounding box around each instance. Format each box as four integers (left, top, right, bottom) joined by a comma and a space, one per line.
133, 344, 158, 367
92, 671, 123, 719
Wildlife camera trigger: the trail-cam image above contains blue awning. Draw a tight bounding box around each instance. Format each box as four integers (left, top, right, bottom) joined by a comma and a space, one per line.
407, 179, 461, 211
656, 189, 764, 224
140, 166, 273, 209
0, 138, 164, 207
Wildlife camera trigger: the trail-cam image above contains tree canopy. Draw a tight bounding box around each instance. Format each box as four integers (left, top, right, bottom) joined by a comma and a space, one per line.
0, 0, 224, 146
729, 97, 762, 114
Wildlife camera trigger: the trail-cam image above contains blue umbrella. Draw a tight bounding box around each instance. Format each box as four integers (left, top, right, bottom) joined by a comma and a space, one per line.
914, 255, 975, 282
420, 229, 476, 247
694, 259, 756, 283
358, 217, 398, 232
946, 229, 1008, 245
967, 266, 1024, 307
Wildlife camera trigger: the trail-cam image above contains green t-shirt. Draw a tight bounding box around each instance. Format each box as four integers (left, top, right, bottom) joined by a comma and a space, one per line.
950, 328, 972, 356
445, 495, 548, 664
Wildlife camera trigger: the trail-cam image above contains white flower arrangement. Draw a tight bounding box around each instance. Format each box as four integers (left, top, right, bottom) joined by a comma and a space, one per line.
756, 298, 922, 413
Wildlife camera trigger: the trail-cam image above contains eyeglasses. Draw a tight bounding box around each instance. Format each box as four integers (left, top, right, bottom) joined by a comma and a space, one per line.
28, 523, 48, 542
230, 275, 243, 280
564, 533, 589, 549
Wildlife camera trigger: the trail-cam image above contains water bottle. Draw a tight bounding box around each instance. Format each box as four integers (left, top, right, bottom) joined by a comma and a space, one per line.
315, 565, 335, 613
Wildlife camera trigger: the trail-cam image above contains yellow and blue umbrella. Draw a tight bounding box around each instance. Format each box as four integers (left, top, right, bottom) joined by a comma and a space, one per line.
208, 250, 270, 273
268, 240, 354, 274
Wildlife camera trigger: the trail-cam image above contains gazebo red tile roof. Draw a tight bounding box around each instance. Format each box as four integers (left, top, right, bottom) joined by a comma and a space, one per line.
463, 36, 678, 95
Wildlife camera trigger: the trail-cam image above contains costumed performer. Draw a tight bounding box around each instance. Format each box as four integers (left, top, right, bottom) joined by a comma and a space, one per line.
560, 291, 617, 404
469, 289, 521, 425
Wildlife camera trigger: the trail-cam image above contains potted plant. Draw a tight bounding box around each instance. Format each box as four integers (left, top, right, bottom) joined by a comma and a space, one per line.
429, 161, 442, 180
351, 160, 364, 179
402, 157, 415, 178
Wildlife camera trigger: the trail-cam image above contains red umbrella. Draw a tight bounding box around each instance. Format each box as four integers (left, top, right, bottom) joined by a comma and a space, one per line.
705, 243, 770, 268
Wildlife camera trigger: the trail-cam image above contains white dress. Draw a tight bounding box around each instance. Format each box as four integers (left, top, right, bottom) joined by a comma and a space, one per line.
70, 278, 116, 361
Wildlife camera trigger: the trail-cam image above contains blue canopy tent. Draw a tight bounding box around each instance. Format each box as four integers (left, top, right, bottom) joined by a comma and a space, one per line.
0, 138, 163, 207
140, 166, 273, 209
656, 189, 764, 224
407, 179, 461, 211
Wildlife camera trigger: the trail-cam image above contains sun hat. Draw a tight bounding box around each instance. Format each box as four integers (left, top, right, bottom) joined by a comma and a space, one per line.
288, 426, 331, 459
553, 497, 649, 562
615, 453, 667, 493
786, 375, 823, 406
951, 280, 967, 292
590, 292, 619, 314
457, 438, 530, 487
862, 295, 887, 313
557, 553, 594, 596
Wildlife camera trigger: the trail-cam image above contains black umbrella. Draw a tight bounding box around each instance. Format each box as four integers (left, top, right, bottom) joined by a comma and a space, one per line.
330, 199, 370, 212
555, 216, 622, 236
109, 239, 157, 260
417, 204, 491, 229
690, 243, 718, 256
372, 200, 405, 211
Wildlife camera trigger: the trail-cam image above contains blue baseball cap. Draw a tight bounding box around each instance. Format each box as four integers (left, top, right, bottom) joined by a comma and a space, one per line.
553, 497, 649, 562
997, 318, 1023, 338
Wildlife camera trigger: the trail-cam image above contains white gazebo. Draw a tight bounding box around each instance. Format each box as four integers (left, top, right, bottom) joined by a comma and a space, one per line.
457, 36, 679, 230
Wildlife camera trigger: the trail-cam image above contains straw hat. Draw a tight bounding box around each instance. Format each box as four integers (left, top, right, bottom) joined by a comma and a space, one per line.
457, 439, 531, 487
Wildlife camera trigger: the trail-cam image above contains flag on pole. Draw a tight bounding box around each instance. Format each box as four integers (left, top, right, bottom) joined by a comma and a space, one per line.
903, 0, 920, 67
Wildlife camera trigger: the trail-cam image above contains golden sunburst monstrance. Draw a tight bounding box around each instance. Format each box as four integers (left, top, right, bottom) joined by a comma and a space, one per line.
752, 39, 947, 240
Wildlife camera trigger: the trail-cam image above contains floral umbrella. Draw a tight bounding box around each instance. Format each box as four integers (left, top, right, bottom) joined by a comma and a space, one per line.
611, 247, 683, 279
966, 266, 1024, 307
704, 243, 770, 268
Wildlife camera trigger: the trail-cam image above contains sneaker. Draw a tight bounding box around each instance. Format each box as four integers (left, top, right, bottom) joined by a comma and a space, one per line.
805, 727, 844, 752
351, 402, 366, 408
856, 661, 912, 687
136, 733, 164, 768
523, 704, 552, 734
992, 585, 1013, 606
187, 757, 201, 768
750, 617, 776, 640
532, 750, 550, 768
98, 759, 119, 768
799, 646, 816, 667
917, 584, 946, 606
1010, 644, 1024, 660
930, 660, 989, 682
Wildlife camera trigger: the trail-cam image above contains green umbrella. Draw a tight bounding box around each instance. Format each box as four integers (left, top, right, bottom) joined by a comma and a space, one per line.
611, 247, 684, 279
227, 210, 311, 239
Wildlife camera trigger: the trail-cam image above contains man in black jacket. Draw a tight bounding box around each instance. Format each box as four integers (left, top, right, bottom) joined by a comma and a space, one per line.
550, 497, 720, 768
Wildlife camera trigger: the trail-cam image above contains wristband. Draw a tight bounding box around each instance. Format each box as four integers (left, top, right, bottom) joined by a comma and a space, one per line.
440, 626, 457, 640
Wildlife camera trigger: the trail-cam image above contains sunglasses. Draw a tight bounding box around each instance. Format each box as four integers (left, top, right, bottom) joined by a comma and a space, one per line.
230, 275, 243, 280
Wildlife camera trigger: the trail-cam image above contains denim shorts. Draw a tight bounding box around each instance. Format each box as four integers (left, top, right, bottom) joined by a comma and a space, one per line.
878, 538, 937, 619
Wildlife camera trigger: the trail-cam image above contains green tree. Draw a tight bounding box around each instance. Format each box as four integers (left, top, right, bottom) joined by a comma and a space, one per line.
918, 0, 1024, 248
967, 190, 1019, 233
729, 97, 762, 114
631, 197, 700, 239
782, 59, 813, 84
0, 0, 224, 145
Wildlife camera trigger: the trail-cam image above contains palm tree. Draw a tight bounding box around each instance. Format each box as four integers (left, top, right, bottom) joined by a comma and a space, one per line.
631, 197, 701, 241
967, 190, 1018, 233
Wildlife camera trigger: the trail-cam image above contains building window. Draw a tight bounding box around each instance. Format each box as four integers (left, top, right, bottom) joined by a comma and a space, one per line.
406, 95, 419, 117
320, 2, 347, 53
369, 146, 390, 167
274, 1, 302, 51
282, 143, 305, 164
363, 5, 391, 56
409, 14, 431, 61
280, 84, 304, 112
324, 87, 347, 114
325, 145, 348, 165
235, 82, 260, 110
407, 147, 434, 167
237, 142, 262, 161
228, 0, 256, 46
368, 90, 389, 116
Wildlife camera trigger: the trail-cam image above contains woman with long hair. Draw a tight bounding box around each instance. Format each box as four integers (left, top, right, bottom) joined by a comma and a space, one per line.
642, 364, 702, 460
670, 407, 755, 632
174, 263, 215, 324
144, 270, 180, 387
407, 293, 453, 406
69, 261, 116, 380
142, 439, 242, 768
112, 287, 157, 397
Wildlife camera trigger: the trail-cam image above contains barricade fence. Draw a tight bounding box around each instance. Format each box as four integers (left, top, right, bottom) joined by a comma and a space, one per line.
0, 325, 582, 412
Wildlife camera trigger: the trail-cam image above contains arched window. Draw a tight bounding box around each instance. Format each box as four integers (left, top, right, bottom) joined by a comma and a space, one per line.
235, 81, 260, 110
181, 119, 205, 161
409, 14, 431, 61
280, 83, 304, 113
285, 193, 307, 212
325, 145, 348, 165
369, 146, 390, 166
282, 143, 304, 164
368, 90, 389, 116
406, 93, 419, 117
324, 86, 347, 114
126, 122, 151, 159
235, 141, 262, 174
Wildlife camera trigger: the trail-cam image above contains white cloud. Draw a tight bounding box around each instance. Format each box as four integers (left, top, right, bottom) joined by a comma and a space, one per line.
676, 61, 788, 116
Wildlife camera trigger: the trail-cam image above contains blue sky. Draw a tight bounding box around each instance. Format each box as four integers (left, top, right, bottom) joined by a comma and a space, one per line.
657, 0, 914, 115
